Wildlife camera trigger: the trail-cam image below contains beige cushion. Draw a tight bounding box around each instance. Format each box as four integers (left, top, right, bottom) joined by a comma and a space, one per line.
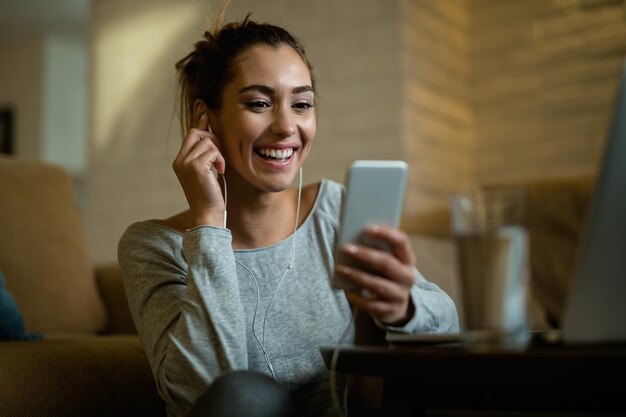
404, 176, 595, 329
0, 335, 165, 417
94, 263, 136, 334
523, 176, 595, 326
0, 156, 106, 333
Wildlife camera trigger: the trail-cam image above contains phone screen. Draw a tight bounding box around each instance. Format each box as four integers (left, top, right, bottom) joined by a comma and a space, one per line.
332, 160, 408, 290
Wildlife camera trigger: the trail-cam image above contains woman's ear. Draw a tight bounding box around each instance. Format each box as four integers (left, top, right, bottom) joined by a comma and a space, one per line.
193, 99, 209, 128
193, 99, 223, 150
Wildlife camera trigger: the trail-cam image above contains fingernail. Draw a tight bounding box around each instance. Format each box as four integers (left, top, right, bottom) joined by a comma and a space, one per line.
343, 243, 358, 254
336, 264, 351, 274
366, 224, 381, 233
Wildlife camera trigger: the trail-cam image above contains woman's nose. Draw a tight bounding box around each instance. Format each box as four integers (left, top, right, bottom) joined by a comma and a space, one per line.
270, 107, 296, 138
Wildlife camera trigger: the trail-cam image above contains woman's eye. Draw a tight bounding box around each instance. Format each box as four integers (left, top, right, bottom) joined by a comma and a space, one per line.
245, 100, 270, 111
293, 102, 314, 112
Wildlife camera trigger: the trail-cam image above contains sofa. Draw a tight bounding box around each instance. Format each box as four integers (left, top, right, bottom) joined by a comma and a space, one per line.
0, 155, 165, 417
0, 154, 595, 416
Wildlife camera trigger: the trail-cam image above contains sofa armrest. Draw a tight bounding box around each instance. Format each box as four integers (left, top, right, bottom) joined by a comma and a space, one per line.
0, 335, 165, 417
94, 263, 136, 334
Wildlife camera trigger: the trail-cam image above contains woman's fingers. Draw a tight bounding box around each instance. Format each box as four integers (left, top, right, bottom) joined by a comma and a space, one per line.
171, 112, 227, 228
335, 260, 413, 325
364, 224, 416, 266
179, 112, 211, 156
174, 135, 224, 177
175, 113, 221, 166
346, 292, 394, 316
209, 146, 225, 174
337, 225, 418, 325
340, 243, 415, 288
174, 130, 209, 172
182, 136, 222, 168
189, 146, 226, 176
345, 289, 415, 325
335, 264, 405, 302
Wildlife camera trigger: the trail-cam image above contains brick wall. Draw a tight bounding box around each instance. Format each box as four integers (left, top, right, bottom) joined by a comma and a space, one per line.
400, 0, 626, 227
87, 0, 626, 262
401, 0, 473, 215
469, 0, 626, 185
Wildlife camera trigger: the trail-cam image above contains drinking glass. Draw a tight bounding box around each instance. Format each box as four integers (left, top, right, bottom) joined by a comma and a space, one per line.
451, 187, 531, 352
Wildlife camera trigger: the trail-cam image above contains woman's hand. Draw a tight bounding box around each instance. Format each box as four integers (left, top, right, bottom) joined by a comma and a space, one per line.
335, 224, 417, 326
173, 113, 227, 228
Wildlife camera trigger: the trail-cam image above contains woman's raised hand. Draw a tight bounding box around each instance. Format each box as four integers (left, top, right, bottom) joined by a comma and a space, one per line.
335, 225, 417, 326
173, 113, 227, 228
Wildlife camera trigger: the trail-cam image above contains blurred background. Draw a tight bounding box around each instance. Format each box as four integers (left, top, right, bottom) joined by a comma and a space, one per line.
1, 0, 625, 264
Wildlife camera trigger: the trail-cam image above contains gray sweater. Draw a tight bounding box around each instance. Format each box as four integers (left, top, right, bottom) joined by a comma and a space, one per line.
118, 179, 459, 417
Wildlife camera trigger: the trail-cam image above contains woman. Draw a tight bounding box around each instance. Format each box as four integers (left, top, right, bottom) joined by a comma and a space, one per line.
118, 13, 459, 417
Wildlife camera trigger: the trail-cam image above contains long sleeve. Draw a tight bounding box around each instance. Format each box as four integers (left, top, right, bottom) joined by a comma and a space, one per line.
117, 180, 460, 417
378, 268, 460, 334
118, 224, 248, 417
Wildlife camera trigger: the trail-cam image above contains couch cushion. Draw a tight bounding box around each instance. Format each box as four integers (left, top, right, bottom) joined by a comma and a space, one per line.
0, 335, 165, 417
95, 263, 136, 334
523, 176, 595, 326
0, 156, 106, 333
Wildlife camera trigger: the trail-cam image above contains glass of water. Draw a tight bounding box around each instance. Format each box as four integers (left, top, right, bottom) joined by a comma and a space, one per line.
451, 187, 531, 352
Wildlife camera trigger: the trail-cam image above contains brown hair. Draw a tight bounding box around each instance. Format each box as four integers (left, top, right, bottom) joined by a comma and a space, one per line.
175, 10, 315, 133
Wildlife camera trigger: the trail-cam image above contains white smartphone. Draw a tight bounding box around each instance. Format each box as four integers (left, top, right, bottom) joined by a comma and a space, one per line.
332, 160, 409, 290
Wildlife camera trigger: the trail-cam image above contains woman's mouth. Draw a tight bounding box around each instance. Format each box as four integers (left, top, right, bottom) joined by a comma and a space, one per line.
255, 147, 295, 162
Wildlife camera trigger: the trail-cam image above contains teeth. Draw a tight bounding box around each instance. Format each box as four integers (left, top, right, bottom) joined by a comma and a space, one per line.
258, 148, 294, 160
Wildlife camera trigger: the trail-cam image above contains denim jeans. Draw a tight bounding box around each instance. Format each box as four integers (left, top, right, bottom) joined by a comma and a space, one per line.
186, 370, 293, 417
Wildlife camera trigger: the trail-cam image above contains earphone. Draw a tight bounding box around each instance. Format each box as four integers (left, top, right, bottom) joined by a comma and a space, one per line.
220, 167, 352, 414
220, 167, 303, 379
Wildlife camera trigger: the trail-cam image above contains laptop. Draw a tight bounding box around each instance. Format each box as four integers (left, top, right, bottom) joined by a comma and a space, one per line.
388, 57, 626, 346
560, 58, 626, 344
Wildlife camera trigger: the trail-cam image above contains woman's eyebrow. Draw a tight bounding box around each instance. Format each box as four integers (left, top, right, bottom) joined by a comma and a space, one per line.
238, 84, 314, 95
292, 85, 314, 94
239, 84, 274, 95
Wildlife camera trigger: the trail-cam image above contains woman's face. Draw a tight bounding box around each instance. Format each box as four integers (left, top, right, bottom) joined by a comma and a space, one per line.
212, 44, 316, 193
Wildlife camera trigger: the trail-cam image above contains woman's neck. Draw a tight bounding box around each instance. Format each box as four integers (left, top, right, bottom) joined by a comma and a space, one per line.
151, 180, 320, 247
225, 184, 299, 250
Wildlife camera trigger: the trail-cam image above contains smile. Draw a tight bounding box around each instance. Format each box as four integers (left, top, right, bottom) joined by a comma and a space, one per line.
255, 147, 295, 161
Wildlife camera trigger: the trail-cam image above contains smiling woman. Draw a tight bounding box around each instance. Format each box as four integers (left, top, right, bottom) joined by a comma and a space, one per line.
117, 5, 459, 417
205, 44, 316, 199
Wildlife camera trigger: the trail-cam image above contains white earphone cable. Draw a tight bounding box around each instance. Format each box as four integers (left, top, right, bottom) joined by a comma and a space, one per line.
235, 259, 279, 378
222, 168, 303, 379
222, 174, 228, 228
262, 168, 301, 347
